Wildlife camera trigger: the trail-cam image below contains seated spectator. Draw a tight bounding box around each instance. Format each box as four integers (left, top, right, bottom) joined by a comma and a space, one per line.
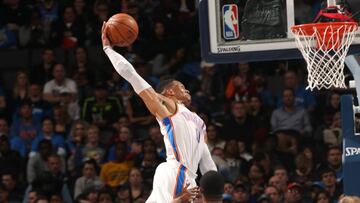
82, 82, 123, 136
43, 64, 77, 104
1, 173, 24, 202
0, 26, 17, 48
238, 141, 253, 162
107, 126, 132, 161
272, 165, 290, 194
148, 124, 165, 159
30, 117, 65, 157
222, 101, 254, 146
50, 5, 85, 49
30, 154, 72, 203
127, 167, 147, 202
206, 123, 225, 152
18, 9, 47, 48
11, 71, 29, 104
221, 140, 249, 182
97, 187, 115, 203
248, 163, 266, 200
75, 125, 105, 165
135, 139, 164, 186
314, 190, 331, 203
291, 153, 315, 187
115, 183, 131, 203
0, 118, 9, 137
27, 189, 39, 203
29, 48, 56, 85
283, 182, 303, 203
271, 88, 311, 158
0, 183, 10, 203
264, 186, 282, 203
231, 183, 249, 203
322, 146, 343, 182
0, 87, 6, 118
0, 136, 24, 180
321, 112, 342, 147
59, 88, 80, 121
65, 120, 89, 170
277, 70, 316, 112
10, 100, 41, 157
37, 0, 60, 27
100, 141, 132, 189
52, 104, 71, 136
69, 46, 96, 104
73, 159, 101, 199
318, 167, 342, 202
248, 95, 271, 144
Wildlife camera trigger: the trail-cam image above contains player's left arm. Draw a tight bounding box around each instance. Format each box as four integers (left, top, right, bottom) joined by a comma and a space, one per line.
199, 134, 217, 174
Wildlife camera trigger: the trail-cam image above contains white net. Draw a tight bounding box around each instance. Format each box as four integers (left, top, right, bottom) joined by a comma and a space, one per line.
291, 22, 358, 90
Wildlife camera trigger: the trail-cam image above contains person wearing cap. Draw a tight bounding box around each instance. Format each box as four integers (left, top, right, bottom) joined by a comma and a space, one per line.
257, 193, 272, 203
232, 183, 250, 203
43, 64, 77, 104
284, 182, 303, 203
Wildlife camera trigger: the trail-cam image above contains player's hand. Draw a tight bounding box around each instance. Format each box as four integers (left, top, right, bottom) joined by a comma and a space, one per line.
101, 21, 111, 48
173, 183, 200, 203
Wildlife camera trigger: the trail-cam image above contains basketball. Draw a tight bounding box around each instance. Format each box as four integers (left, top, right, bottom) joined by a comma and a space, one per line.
106, 13, 139, 47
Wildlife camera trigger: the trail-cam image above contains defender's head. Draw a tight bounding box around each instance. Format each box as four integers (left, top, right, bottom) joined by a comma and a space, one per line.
156, 79, 191, 105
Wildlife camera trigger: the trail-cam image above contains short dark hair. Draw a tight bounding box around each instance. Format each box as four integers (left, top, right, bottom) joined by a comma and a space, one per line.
156, 79, 175, 93
200, 171, 224, 201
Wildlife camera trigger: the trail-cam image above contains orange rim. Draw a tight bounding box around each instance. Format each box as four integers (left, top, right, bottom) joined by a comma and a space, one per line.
291, 22, 358, 36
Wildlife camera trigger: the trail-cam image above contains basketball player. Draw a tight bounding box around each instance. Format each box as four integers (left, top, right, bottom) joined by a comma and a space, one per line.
101, 23, 217, 203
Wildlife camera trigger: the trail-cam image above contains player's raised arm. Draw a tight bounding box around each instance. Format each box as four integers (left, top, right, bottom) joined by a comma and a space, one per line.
101, 22, 170, 119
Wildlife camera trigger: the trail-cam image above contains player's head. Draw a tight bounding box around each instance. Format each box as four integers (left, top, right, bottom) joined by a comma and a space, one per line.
200, 171, 224, 202
156, 79, 191, 105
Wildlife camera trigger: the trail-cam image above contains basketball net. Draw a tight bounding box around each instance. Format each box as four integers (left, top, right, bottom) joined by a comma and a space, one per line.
291, 1, 358, 90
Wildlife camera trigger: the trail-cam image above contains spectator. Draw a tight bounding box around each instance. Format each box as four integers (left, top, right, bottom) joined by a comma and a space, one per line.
0, 0, 29, 33
37, 0, 60, 28
314, 190, 331, 203
0, 118, 9, 137
31, 154, 72, 203
27, 84, 52, 123
65, 120, 88, 170
73, 159, 101, 199
107, 126, 132, 161
30, 117, 65, 157
43, 64, 77, 104
221, 139, 248, 182
206, 123, 225, 152
0, 136, 24, 180
49, 193, 63, 203
273, 166, 290, 194
29, 48, 56, 85
52, 104, 71, 136
115, 183, 131, 203
10, 100, 41, 157
264, 186, 282, 203
0, 183, 9, 203
0, 26, 17, 48
76, 125, 105, 165
12, 71, 29, 104
97, 187, 115, 203
277, 70, 316, 112
248, 95, 271, 144
82, 82, 123, 133
291, 153, 314, 187
86, 0, 110, 46
100, 141, 132, 189
50, 5, 85, 49
199, 171, 224, 203
321, 112, 342, 147
248, 163, 266, 200
232, 183, 250, 203
58, 88, 80, 121
73, 0, 90, 23
1, 173, 24, 202
222, 101, 254, 146
148, 124, 165, 159
26, 140, 65, 184
27, 189, 39, 203
18, 9, 47, 48
319, 167, 342, 201
323, 146, 343, 182
128, 167, 146, 202
69, 46, 96, 103
238, 141, 253, 162
283, 182, 303, 203
0, 87, 6, 118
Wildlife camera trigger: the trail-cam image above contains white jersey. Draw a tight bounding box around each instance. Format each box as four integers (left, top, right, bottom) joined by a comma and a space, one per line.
157, 103, 216, 178
146, 103, 216, 203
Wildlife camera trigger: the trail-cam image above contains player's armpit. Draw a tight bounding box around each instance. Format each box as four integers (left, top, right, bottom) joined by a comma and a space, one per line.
139, 88, 172, 120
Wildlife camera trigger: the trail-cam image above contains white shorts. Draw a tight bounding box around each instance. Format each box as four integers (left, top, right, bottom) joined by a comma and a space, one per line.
146, 161, 197, 203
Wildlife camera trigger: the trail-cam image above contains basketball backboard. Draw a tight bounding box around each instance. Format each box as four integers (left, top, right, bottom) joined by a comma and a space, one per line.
199, 0, 360, 63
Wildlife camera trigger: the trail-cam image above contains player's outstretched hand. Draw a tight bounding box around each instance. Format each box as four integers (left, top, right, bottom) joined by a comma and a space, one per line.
172, 183, 200, 203
101, 21, 111, 48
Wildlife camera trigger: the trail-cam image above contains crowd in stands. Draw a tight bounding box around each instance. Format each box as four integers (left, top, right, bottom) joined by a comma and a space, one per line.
0, 0, 349, 202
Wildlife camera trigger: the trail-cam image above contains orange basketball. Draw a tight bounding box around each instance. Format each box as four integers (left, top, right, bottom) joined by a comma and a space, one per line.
106, 13, 139, 47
